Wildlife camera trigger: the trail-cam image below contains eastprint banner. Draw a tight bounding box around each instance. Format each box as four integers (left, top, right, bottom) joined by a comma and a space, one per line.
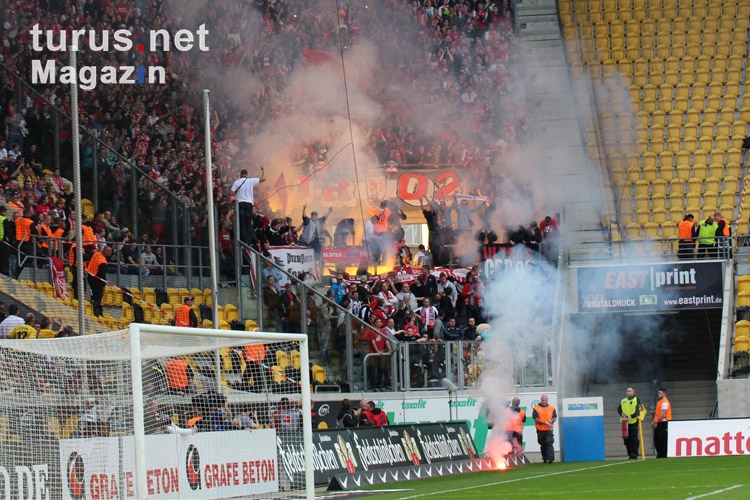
576, 261, 724, 312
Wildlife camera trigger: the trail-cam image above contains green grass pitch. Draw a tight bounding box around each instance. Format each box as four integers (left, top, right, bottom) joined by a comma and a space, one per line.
361, 456, 750, 499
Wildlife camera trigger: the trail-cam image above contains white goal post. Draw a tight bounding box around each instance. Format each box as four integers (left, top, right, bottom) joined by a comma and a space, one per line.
0, 324, 315, 500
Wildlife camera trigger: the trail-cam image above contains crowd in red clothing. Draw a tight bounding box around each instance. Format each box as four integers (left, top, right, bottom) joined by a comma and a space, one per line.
0, 0, 525, 256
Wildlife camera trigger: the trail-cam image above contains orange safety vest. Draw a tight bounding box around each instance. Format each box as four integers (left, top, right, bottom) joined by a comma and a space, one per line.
82, 224, 96, 247
653, 397, 672, 423
187, 416, 203, 427
15, 216, 33, 243
174, 304, 193, 327
244, 343, 266, 363
506, 408, 525, 433
50, 227, 66, 254
165, 359, 190, 389
8, 200, 24, 213
533, 404, 555, 431
718, 217, 730, 237
37, 223, 52, 249
87, 250, 108, 277
678, 220, 694, 240
68, 243, 77, 266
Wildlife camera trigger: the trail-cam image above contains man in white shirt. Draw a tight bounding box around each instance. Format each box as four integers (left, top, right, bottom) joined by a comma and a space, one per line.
230, 167, 265, 244
0, 303, 24, 339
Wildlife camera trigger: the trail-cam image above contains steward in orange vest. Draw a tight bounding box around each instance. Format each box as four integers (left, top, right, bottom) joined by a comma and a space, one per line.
165, 358, 194, 394
652, 388, 672, 458
505, 397, 526, 456
532, 395, 557, 463
86, 246, 111, 317
174, 296, 198, 328
677, 214, 695, 259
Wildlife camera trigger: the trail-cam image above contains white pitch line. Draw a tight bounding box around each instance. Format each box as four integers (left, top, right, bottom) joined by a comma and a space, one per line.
396, 460, 633, 499
684, 484, 743, 500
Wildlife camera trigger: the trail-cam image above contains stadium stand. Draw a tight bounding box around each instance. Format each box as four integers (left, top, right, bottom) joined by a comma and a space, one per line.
561, 0, 749, 241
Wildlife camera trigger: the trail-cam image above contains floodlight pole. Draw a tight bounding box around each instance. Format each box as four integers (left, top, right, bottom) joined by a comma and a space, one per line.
70, 47, 86, 336
203, 90, 222, 391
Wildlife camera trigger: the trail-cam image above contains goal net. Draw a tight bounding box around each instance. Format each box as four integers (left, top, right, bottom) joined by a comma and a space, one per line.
0, 324, 314, 500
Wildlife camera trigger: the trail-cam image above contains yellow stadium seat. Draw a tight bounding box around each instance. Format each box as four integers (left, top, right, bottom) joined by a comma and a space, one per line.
276, 351, 290, 370
667, 123, 681, 140
652, 179, 667, 196
653, 207, 667, 222
636, 196, 650, 211
644, 222, 660, 239
636, 209, 651, 225
291, 350, 301, 370
178, 288, 191, 304
739, 276, 750, 293
190, 288, 204, 306
735, 336, 750, 354
160, 303, 173, 319
698, 135, 714, 151
225, 303, 239, 323
685, 109, 701, 125
204, 289, 213, 307
715, 137, 730, 151
727, 148, 742, 164
723, 176, 739, 193
687, 178, 704, 194
705, 177, 720, 193
167, 288, 180, 305
122, 303, 134, 322
142, 287, 156, 306
271, 365, 285, 385
704, 191, 719, 208
626, 223, 641, 239
724, 163, 740, 180
736, 319, 750, 335
635, 180, 650, 197
732, 121, 746, 136
216, 305, 225, 322
218, 319, 231, 330
245, 319, 259, 331
669, 206, 684, 222
312, 365, 327, 385
686, 192, 701, 208
704, 108, 718, 124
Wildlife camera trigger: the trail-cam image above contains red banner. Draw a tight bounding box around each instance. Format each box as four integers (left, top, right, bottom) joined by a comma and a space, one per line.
50, 256, 69, 300
322, 246, 371, 265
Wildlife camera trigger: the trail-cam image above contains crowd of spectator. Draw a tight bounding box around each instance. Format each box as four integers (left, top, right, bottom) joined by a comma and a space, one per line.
0, 0, 524, 263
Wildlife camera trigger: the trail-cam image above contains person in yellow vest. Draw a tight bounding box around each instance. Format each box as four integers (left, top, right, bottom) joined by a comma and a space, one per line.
87, 245, 112, 317
617, 387, 644, 460
677, 213, 695, 259
505, 397, 526, 456
696, 215, 718, 259
532, 395, 557, 463
652, 388, 672, 458
174, 296, 198, 328
7, 313, 37, 339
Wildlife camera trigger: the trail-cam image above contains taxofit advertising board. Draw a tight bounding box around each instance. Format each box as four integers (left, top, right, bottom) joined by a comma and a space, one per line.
59, 430, 278, 499
278, 422, 478, 485
313, 393, 559, 457
668, 419, 750, 458
576, 261, 724, 312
